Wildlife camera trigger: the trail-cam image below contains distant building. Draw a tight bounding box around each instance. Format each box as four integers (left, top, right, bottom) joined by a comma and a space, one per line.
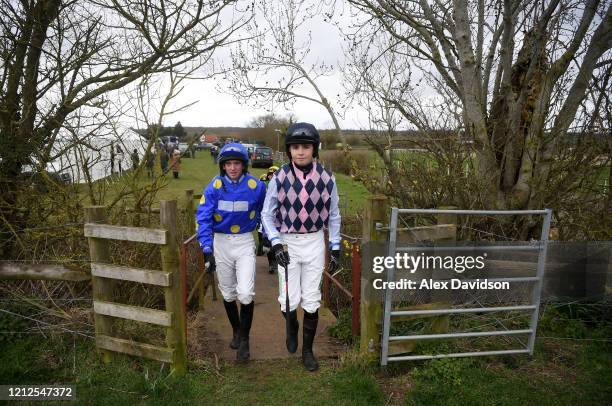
200, 133, 219, 143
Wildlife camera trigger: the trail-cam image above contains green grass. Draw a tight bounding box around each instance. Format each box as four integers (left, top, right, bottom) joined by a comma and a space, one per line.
404, 342, 612, 406
98, 152, 268, 204
335, 172, 369, 215
1, 330, 609, 405
0, 334, 382, 405
0, 303, 610, 405
96, 153, 369, 215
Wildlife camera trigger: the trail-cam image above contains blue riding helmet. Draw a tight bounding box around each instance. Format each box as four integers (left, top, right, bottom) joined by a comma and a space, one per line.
218, 143, 249, 174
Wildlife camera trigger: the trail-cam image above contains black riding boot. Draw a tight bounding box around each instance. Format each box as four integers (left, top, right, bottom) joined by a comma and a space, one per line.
302, 310, 319, 372
222, 300, 241, 349
282, 309, 299, 353
237, 301, 254, 361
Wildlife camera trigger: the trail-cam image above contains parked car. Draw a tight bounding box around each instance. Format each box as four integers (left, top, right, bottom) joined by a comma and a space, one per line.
251, 146, 273, 168
196, 142, 213, 150
178, 142, 192, 157
21, 170, 72, 193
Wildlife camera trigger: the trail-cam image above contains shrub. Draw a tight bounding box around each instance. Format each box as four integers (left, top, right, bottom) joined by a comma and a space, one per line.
319, 150, 373, 176
328, 309, 354, 344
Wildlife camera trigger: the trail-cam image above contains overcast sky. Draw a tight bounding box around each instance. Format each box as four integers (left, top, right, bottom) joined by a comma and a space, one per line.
159, 1, 368, 130
147, 0, 591, 132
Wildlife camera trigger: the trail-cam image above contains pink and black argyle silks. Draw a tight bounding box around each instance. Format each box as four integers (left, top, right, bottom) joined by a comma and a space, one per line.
274, 162, 334, 233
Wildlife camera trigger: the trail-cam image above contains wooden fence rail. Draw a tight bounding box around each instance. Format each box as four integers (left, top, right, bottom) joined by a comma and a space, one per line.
84, 201, 187, 376
0, 263, 90, 281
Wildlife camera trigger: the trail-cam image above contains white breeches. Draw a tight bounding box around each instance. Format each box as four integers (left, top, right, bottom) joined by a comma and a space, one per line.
214, 232, 256, 304
277, 230, 325, 313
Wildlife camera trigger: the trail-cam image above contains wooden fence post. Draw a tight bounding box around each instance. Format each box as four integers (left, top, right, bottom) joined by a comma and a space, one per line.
85, 206, 114, 363
431, 206, 457, 333
436, 206, 457, 230
160, 200, 187, 376
185, 189, 194, 235
385, 206, 459, 356
351, 242, 361, 336
360, 195, 389, 356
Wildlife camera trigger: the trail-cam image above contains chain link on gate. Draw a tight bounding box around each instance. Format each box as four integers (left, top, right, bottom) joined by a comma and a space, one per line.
380, 208, 552, 365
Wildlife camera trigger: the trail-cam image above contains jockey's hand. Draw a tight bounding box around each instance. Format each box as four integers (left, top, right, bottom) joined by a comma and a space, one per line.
272, 244, 290, 268
328, 249, 340, 274
204, 252, 216, 274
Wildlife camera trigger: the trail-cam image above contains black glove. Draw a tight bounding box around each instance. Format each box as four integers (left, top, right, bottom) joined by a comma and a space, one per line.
204, 252, 216, 274
272, 243, 290, 268
328, 249, 341, 274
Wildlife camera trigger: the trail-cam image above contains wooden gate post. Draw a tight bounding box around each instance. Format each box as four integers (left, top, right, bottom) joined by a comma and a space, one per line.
431, 206, 457, 333
160, 200, 187, 376
360, 195, 389, 356
436, 206, 458, 230
385, 206, 459, 357
351, 242, 361, 336
85, 206, 114, 363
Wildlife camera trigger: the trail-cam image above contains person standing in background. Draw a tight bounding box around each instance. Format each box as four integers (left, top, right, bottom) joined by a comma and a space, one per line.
110, 143, 115, 175
257, 166, 280, 274
131, 148, 140, 170
146, 147, 156, 178
115, 144, 124, 176
160, 148, 169, 174
170, 149, 181, 179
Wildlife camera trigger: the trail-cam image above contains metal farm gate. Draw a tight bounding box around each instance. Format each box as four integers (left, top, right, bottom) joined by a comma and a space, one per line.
380, 208, 552, 365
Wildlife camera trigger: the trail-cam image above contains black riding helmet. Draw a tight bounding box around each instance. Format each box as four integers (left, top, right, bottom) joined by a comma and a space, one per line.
285, 122, 320, 159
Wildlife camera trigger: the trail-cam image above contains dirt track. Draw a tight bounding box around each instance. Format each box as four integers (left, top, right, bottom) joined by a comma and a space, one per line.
190, 255, 345, 361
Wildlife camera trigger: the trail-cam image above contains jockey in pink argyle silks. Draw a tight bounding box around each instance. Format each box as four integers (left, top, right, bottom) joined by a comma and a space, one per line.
261, 123, 341, 372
